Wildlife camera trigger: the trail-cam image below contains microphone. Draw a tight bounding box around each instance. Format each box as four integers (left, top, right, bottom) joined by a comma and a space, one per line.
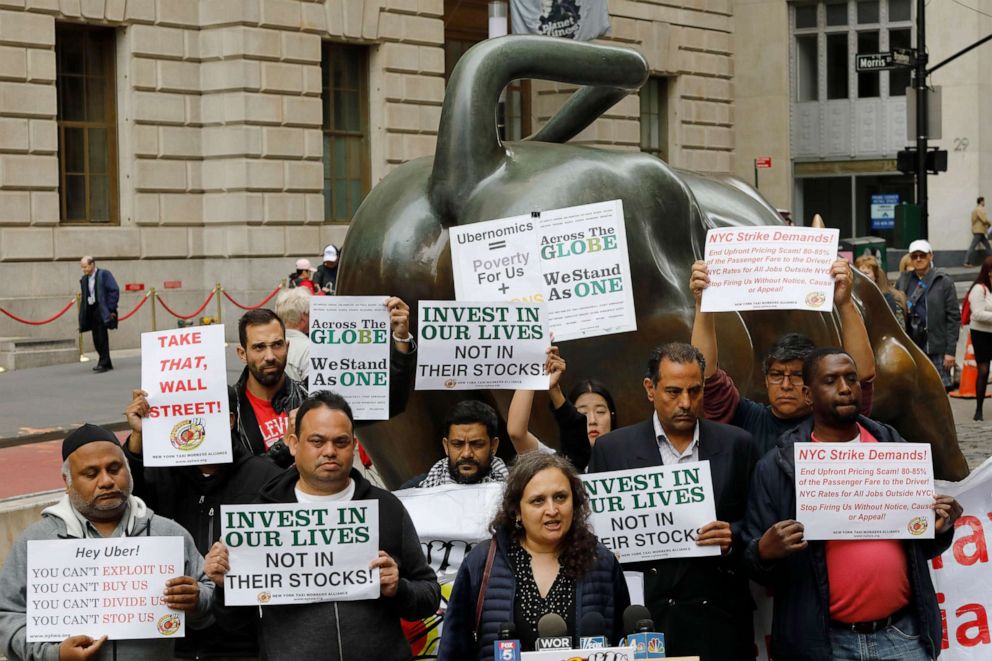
620, 605, 665, 659
578, 612, 608, 649
493, 622, 521, 661
534, 613, 571, 651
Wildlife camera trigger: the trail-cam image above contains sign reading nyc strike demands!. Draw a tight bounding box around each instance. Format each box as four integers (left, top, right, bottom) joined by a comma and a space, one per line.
415, 301, 550, 391
309, 296, 390, 420
794, 442, 935, 540
581, 463, 720, 562
701, 226, 840, 312
221, 501, 380, 606
26, 537, 185, 642
449, 200, 636, 342
140, 324, 231, 467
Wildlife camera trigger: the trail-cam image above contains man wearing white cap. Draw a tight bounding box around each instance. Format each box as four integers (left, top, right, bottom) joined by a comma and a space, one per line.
315, 244, 339, 294
895, 239, 960, 387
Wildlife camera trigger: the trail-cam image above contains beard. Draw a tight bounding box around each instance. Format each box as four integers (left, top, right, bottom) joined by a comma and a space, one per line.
69, 471, 133, 523
447, 456, 493, 485
249, 359, 285, 386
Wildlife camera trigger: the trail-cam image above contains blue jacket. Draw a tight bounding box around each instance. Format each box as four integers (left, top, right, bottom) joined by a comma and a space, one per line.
743, 416, 953, 660
439, 527, 630, 660
78, 267, 120, 330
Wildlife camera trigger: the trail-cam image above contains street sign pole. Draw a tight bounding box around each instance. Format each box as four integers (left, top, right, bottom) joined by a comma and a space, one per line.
916, 0, 928, 237
754, 158, 759, 189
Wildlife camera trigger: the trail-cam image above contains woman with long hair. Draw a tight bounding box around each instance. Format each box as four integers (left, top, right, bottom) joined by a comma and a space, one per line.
966, 256, 992, 420
439, 453, 630, 659
855, 254, 907, 327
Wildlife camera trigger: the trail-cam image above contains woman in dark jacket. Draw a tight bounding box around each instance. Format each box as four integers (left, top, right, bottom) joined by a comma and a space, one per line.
439, 453, 630, 660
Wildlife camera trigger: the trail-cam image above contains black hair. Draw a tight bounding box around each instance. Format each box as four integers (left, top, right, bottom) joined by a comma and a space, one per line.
801, 347, 854, 384
443, 400, 498, 439
567, 379, 618, 431
762, 333, 817, 373
645, 342, 705, 385
979, 196, 985, 205
294, 390, 355, 436
238, 308, 285, 348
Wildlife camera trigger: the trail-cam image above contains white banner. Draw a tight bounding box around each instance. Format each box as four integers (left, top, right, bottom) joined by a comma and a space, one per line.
309, 296, 391, 420
27, 537, 185, 642
510, 0, 611, 41
794, 442, 935, 540
581, 463, 720, 562
221, 501, 380, 606
415, 301, 550, 390
701, 226, 839, 312
140, 325, 232, 466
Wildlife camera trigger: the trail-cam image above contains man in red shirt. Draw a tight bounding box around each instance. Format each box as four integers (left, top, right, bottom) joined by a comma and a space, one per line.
743, 348, 961, 661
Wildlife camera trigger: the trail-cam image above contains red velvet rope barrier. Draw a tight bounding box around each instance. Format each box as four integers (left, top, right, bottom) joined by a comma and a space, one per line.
0, 298, 75, 325
116, 292, 151, 322
156, 290, 215, 320
221, 285, 282, 310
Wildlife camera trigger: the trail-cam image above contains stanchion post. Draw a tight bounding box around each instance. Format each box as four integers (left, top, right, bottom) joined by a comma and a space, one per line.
75, 293, 87, 362
215, 283, 222, 323
150, 288, 158, 332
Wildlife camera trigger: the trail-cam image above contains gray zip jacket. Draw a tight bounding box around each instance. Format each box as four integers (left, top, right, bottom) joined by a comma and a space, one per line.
896, 266, 961, 356
0, 495, 214, 661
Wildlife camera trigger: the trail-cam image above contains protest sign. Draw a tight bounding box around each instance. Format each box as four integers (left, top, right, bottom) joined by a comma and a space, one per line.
794, 442, 935, 540
140, 324, 231, 467
309, 296, 391, 419
449, 200, 636, 341
700, 226, 840, 312
581, 463, 720, 562
27, 537, 185, 642
415, 301, 550, 390
221, 501, 380, 606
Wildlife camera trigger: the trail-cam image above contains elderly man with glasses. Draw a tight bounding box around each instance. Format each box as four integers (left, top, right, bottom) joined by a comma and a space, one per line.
688, 258, 876, 456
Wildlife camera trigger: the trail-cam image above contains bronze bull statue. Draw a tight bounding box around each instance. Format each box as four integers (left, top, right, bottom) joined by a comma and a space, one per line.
336, 36, 969, 485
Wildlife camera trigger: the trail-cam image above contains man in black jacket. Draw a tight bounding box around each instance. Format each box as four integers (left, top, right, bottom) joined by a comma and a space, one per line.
78, 255, 120, 372
743, 348, 962, 661
588, 342, 757, 660
204, 391, 440, 661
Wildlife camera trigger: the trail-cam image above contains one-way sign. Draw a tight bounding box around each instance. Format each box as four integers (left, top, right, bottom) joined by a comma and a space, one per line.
856, 50, 914, 72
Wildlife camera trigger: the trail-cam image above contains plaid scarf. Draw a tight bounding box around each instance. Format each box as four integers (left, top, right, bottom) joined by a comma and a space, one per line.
418, 456, 508, 488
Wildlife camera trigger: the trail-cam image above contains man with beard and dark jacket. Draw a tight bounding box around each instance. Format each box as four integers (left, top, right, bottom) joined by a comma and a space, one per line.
123, 388, 284, 659
400, 400, 508, 488
232, 299, 416, 468
204, 391, 440, 661
743, 348, 962, 661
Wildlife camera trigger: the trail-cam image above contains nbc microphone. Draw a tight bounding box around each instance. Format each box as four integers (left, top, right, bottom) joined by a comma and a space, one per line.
534, 613, 571, 651
621, 605, 665, 659
493, 622, 521, 661
578, 611, 608, 649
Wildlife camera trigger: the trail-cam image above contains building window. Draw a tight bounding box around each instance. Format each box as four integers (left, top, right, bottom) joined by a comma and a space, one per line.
321, 44, 370, 222
56, 25, 118, 224
857, 31, 880, 97
639, 77, 669, 162
826, 32, 849, 99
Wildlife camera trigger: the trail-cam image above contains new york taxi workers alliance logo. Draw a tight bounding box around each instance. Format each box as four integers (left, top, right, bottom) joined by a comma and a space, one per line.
908, 516, 928, 536
257, 592, 272, 604
805, 291, 827, 307
157, 614, 181, 636
170, 418, 206, 452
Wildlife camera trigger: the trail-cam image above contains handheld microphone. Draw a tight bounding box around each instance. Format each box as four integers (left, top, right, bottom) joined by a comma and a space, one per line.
534, 613, 571, 651
493, 622, 521, 661
578, 611, 608, 649
620, 605, 665, 659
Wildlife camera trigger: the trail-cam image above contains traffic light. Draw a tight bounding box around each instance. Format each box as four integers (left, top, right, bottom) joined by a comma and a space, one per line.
896, 149, 948, 174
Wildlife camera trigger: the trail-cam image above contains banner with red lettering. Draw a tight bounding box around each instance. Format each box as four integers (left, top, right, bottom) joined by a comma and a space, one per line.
140, 324, 232, 466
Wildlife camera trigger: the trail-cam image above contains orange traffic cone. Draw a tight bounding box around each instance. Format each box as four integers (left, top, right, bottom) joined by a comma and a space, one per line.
950, 332, 990, 398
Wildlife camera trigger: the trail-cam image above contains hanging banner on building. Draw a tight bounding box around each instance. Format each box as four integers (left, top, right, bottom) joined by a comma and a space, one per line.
510, 0, 611, 41
26, 537, 185, 641
415, 301, 549, 390
581, 463, 720, 562
140, 325, 232, 467
221, 501, 380, 606
700, 226, 840, 312
309, 296, 391, 420
794, 442, 935, 540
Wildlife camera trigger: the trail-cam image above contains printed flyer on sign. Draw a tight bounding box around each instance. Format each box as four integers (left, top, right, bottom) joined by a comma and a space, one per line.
309, 296, 391, 420
221, 501, 380, 606
449, 200, 636, 342
700, 226, 840, 312
794, 442, 935, 540
580, 463, 720, 562
140, 324, 231, 467
26, 537, 185, 642
415, 301, 550, 391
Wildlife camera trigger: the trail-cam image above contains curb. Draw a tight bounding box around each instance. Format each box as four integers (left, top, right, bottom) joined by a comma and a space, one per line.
0, 420, 129, 450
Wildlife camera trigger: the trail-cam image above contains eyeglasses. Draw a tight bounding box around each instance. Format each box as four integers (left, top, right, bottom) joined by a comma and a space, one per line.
910, 253, 930, 260
766, 371, 804, 385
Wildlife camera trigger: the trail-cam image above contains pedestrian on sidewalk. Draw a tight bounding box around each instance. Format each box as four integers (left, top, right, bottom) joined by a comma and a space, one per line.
965, 196, 991, 266
78, 256, 119, 373
965, 256, 992, 420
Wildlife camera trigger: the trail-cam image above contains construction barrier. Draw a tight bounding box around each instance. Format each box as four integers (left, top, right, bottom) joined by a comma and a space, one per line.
949, 331, 991, 399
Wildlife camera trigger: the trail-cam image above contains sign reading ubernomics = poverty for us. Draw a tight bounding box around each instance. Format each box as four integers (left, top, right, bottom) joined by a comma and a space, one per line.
140, 324, 232, 467
221, 501, 380, 606
415, 301, 550, 390
27, 537, 185, 641
701, 226, 840, 312
449, 200, 636, 342
581, 463, 720, 562
309, 296, 391, 420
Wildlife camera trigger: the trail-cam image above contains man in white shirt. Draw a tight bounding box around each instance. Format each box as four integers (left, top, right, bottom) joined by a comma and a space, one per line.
274, 287, 312, 383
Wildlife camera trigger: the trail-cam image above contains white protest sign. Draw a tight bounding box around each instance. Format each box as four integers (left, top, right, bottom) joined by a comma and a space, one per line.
309, 296, 391, 420
520, 647, 638, 661
415, 301, 550, 391
27, 537, 185, 642
794, 442, 935, 540
449, 200, 636, 341
221, 501, 380, 606
140, 324, 231, 466
700, 226, 840, 312
581, 462, 720, 562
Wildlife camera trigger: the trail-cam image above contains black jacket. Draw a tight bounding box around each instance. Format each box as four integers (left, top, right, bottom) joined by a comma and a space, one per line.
78, 267, 120, 330
588, 417, 757, 660
743, 416, 953, 660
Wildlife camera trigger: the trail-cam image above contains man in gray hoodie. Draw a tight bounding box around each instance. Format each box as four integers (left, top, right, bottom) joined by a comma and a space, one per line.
0, 423, 214, 661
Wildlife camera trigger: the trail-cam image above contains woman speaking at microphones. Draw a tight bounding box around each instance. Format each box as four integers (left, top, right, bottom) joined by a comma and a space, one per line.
438, 453, 630, 660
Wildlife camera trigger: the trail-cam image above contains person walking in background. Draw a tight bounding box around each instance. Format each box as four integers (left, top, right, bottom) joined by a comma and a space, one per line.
965, 196, 991, 267
855, 254, 907, 328
315, 244, 340, 293
77, 256, 119, 373
965, 256, 992, 420
288, 258, 320, 294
